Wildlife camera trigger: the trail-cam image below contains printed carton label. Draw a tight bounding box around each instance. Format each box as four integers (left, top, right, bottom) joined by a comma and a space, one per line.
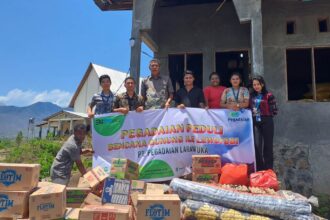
0, 194, 14, 212
0, 170, 22, 187
146, 204, 170, 220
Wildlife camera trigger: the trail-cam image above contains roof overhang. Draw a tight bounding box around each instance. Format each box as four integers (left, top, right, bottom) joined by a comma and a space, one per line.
94, 0, 133, 11
94, 0, 227, 11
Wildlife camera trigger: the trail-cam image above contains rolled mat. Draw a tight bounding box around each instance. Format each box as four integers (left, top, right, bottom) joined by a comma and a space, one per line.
170, 178, 312, 220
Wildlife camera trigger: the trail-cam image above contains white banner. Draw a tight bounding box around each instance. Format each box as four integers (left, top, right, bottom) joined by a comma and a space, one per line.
92, 108, 256, 182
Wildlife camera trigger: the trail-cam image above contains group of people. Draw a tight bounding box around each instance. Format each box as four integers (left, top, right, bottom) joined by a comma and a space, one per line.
50, 58, 278, 185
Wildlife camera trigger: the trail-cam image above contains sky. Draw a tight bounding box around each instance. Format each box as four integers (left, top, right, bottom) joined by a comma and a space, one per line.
0, 0, 152, 107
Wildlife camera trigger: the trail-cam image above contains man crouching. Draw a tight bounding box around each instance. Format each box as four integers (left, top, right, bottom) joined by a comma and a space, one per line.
50, 124, 91, 185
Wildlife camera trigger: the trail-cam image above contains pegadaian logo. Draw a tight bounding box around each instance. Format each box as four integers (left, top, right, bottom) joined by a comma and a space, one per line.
0, 194, 14, 212
145, 204, 171, 220
228, 111, 249, 122
93, 115, 126, 136
37, 203, 55, 211
0, 170, 22, 187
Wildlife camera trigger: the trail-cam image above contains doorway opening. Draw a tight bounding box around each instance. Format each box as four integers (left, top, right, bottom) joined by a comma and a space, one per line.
215, 51, 250, 88
168, 53, 203, 91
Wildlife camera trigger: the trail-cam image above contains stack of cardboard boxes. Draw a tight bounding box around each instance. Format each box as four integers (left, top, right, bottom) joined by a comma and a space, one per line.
192, 155, 221, 183
0, 163, 40, 219
1, 157, 184, 220
0, 163, 69, 220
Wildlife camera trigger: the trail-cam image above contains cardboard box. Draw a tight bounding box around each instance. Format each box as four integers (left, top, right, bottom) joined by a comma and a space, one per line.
130, 180, 145, 194
81, 193, 102, 207
0, 190, 29, 218
192, 155, 221, 174
130, 192, 139, 208
145, 183, 164, 195
77, 178, 90, 188
102, 178, 131, 205
29, 182, 66, 220
192, 173, 219, 183
83, 166, 107, 188
0, 163, 40, 191
37, 181, 53, 188
66, 188, 90, 208
136, 194, 181, 220
79, 204, 132, 220
64, 208, 81, 220
110, 158, 139, 180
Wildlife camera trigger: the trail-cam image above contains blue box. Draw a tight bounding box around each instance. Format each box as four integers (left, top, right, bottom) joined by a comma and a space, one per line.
102, 178, 131, 205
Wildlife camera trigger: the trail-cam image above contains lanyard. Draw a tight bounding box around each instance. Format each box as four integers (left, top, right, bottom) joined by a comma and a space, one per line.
231, 87, 240, 103
101, 92, 111, 104
255, 94, 263, 110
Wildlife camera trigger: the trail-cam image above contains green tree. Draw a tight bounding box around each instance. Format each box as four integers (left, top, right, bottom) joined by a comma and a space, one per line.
15, 131, 23, 146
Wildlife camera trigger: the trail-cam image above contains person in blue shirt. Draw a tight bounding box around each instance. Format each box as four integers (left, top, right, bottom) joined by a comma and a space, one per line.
87, 74, 127, 118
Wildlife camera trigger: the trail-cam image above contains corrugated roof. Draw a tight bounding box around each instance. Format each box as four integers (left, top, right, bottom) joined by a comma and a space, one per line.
92, 63, 129, 95
43, 110, 88, 121
69, 63, 143, 108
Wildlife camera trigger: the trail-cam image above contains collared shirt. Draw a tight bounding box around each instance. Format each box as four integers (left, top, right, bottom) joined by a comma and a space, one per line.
250, 92, 278, 116
89, 91, 114, 115
221, 87, 250, 105
50, 135, 82, 180
174, 87, 205, 108
141, 75, 174, 109
114, 92, 144, 111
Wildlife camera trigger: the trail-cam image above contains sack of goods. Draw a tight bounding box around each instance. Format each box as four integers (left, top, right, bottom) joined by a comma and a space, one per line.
170, 178, 312, 220
250, 169, 279, 191
219, 163, 249, 186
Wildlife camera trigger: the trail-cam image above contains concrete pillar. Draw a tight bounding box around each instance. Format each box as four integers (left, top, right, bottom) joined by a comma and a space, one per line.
233, 0, 264, 75
57, 121, 62, 136
47, 122, 50, 134
130, 3, 142, 93
203, 48, 215, 88
39, 127, 42, 139
129, 0, 157, 93
251, 16, 264, 75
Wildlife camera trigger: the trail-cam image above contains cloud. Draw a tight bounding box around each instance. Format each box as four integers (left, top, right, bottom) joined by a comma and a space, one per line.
0, 89, 73, 107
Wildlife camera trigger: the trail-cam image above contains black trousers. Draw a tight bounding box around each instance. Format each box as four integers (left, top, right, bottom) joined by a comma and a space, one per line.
253, 116, 274, 171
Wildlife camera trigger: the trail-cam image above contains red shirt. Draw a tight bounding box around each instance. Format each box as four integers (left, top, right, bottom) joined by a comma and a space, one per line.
203, 86, 226, 109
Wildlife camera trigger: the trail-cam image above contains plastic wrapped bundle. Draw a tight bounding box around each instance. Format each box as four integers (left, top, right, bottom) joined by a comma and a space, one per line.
182, 199, 274, 220
170, 178, 312, 220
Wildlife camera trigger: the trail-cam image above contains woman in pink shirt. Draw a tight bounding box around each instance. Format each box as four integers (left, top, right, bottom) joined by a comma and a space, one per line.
203, 72, 226, 109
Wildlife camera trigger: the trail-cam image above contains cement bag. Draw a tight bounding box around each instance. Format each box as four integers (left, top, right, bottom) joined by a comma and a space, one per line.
170, 178, 312, 220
